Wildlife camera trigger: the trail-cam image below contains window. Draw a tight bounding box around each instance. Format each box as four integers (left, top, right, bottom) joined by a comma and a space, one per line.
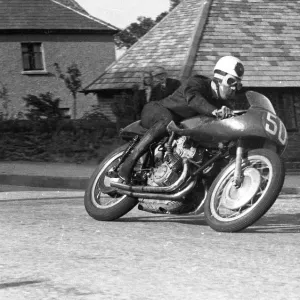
21, 43, 44, 71
261, 89, 298, 132
273, 92, 298, 131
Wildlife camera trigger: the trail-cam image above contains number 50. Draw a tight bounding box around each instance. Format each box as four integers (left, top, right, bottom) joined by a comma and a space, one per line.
265, 112, 287, 145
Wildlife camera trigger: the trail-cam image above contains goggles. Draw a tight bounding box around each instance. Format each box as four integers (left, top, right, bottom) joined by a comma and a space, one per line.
153, 72, 166, 79
214, 73, 243, 91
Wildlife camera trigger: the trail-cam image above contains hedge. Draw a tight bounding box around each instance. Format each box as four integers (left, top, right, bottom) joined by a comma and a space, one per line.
0, 119, 124, 163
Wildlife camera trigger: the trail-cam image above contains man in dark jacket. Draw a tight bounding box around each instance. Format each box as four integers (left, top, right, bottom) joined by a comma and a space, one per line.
119, 56, 245, 183
132, 71, 154, 120
151, 66, 181, 101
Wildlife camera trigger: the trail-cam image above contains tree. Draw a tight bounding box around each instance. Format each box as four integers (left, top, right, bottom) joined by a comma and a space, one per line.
114, 17, 156, 49
155, 11, 168, 23
115, 0, 181, 49
54, 63, 82, 119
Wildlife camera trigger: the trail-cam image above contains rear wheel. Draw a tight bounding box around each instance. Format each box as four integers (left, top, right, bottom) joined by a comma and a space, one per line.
84, 143, 138, 221
204, 149, 285, 232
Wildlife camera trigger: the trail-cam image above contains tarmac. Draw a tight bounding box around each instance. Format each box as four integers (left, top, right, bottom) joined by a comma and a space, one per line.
0, 160, 299, 197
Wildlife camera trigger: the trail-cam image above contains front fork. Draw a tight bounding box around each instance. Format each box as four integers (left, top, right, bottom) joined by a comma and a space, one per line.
108, 135, 140, 176
233, 139, 244, 188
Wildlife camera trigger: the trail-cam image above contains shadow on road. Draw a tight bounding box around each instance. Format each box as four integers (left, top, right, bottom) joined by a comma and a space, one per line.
244, 213, 300, 233
118, 214, 208, 226
0, 280, 44, 290
119, 213, 300, 233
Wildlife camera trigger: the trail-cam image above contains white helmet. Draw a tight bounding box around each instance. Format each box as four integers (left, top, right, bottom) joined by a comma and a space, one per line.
214, 56, 244, 80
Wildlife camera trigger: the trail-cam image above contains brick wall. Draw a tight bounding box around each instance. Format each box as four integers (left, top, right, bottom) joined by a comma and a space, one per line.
283, 100, 300, 162
0, 32, 116, 118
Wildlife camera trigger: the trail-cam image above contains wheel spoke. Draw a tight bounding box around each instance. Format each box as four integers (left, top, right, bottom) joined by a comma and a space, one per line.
90, 150, 127, 208
210, 153, 276, 222
96, 190, 101, 201
102, 195, 118, 206
225, 209, 239, 218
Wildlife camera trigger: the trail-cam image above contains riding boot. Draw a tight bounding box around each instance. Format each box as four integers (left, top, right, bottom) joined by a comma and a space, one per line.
118, 121, 167, 183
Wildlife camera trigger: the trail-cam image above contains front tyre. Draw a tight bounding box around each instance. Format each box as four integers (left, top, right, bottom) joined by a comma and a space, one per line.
84, 143, 138, 221
204, 149, 285, 232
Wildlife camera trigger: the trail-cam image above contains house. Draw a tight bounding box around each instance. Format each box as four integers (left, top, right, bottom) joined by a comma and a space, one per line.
0, 0, 119, 119
83, 0, 300, 163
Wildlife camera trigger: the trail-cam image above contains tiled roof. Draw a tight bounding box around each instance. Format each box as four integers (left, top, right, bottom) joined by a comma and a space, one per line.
84, 0, 206, 91
84, 0, 300, 90
193, 0, 300, 87
0, 0, 119, 31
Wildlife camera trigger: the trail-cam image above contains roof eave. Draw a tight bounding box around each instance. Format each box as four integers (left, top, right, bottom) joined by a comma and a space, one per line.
244, 81, 300, 88
82, 81, 300, 93
0, 28, 119, 34
82, 86, 132, 94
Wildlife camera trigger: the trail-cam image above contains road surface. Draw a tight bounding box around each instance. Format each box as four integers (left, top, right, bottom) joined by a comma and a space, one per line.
0, 187, 299, 300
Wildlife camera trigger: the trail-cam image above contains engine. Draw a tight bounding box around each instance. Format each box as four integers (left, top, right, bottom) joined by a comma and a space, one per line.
147, 136, 203, 187
174, 136, 198, 159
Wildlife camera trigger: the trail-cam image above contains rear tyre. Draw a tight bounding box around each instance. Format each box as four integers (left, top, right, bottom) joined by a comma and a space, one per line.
84, 143, 138, 221
204, 149, 285, 232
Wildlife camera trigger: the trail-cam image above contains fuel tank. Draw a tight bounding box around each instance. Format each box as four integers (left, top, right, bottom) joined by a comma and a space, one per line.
177, 107, 286, 148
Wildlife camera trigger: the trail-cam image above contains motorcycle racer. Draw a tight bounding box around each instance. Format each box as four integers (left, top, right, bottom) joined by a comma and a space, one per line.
118, 56, 245, 183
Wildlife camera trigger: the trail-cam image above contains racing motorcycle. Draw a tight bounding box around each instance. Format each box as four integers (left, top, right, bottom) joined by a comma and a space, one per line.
84, 91, 288, 232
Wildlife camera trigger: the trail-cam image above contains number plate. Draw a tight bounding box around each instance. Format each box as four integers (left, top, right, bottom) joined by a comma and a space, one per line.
263, 112, 287, 145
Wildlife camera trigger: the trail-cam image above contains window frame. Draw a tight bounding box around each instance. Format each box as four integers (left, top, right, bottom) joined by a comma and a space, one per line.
264, 88, 298, 132
276, 91, 298, 132
20, 42, 47, 75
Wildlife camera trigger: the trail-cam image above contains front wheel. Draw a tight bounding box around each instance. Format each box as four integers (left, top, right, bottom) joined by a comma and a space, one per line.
84, 143, 138, 221
204, 149, 285, 232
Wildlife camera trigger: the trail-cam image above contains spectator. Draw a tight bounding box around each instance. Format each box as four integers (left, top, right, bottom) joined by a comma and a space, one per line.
132, 71, 154, 119
151, 66, 181, 101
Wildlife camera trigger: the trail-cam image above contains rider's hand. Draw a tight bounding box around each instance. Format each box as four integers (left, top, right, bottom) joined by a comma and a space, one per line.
212, 106, 233, 119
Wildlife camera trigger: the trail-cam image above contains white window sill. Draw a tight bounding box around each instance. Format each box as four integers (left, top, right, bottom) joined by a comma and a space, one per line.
21, 70, 49, 75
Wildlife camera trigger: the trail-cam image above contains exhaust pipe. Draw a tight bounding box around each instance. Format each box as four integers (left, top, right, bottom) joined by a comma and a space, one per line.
116, 180, 196, 201
110, 158, 189, 193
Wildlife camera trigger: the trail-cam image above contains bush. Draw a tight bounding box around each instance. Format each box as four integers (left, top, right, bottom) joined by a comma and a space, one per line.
23, 92, 64, 121
0, 118, 121, 163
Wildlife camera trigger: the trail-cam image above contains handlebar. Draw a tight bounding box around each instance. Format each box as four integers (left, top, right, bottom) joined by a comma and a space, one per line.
214, 109, 247, 120
232, 110, 247, 116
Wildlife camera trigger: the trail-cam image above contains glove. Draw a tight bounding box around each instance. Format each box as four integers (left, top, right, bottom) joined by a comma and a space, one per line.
212, 106, 233, 119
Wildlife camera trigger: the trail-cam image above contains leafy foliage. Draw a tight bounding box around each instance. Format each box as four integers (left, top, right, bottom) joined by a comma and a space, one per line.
81, 104, 112, 122
54, 62, 82, 119
115, 0, 181, 49
0, 82, 10, 120
23, 92, 63, 121
114, 17, 156, 49
0, 118, 120, 163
